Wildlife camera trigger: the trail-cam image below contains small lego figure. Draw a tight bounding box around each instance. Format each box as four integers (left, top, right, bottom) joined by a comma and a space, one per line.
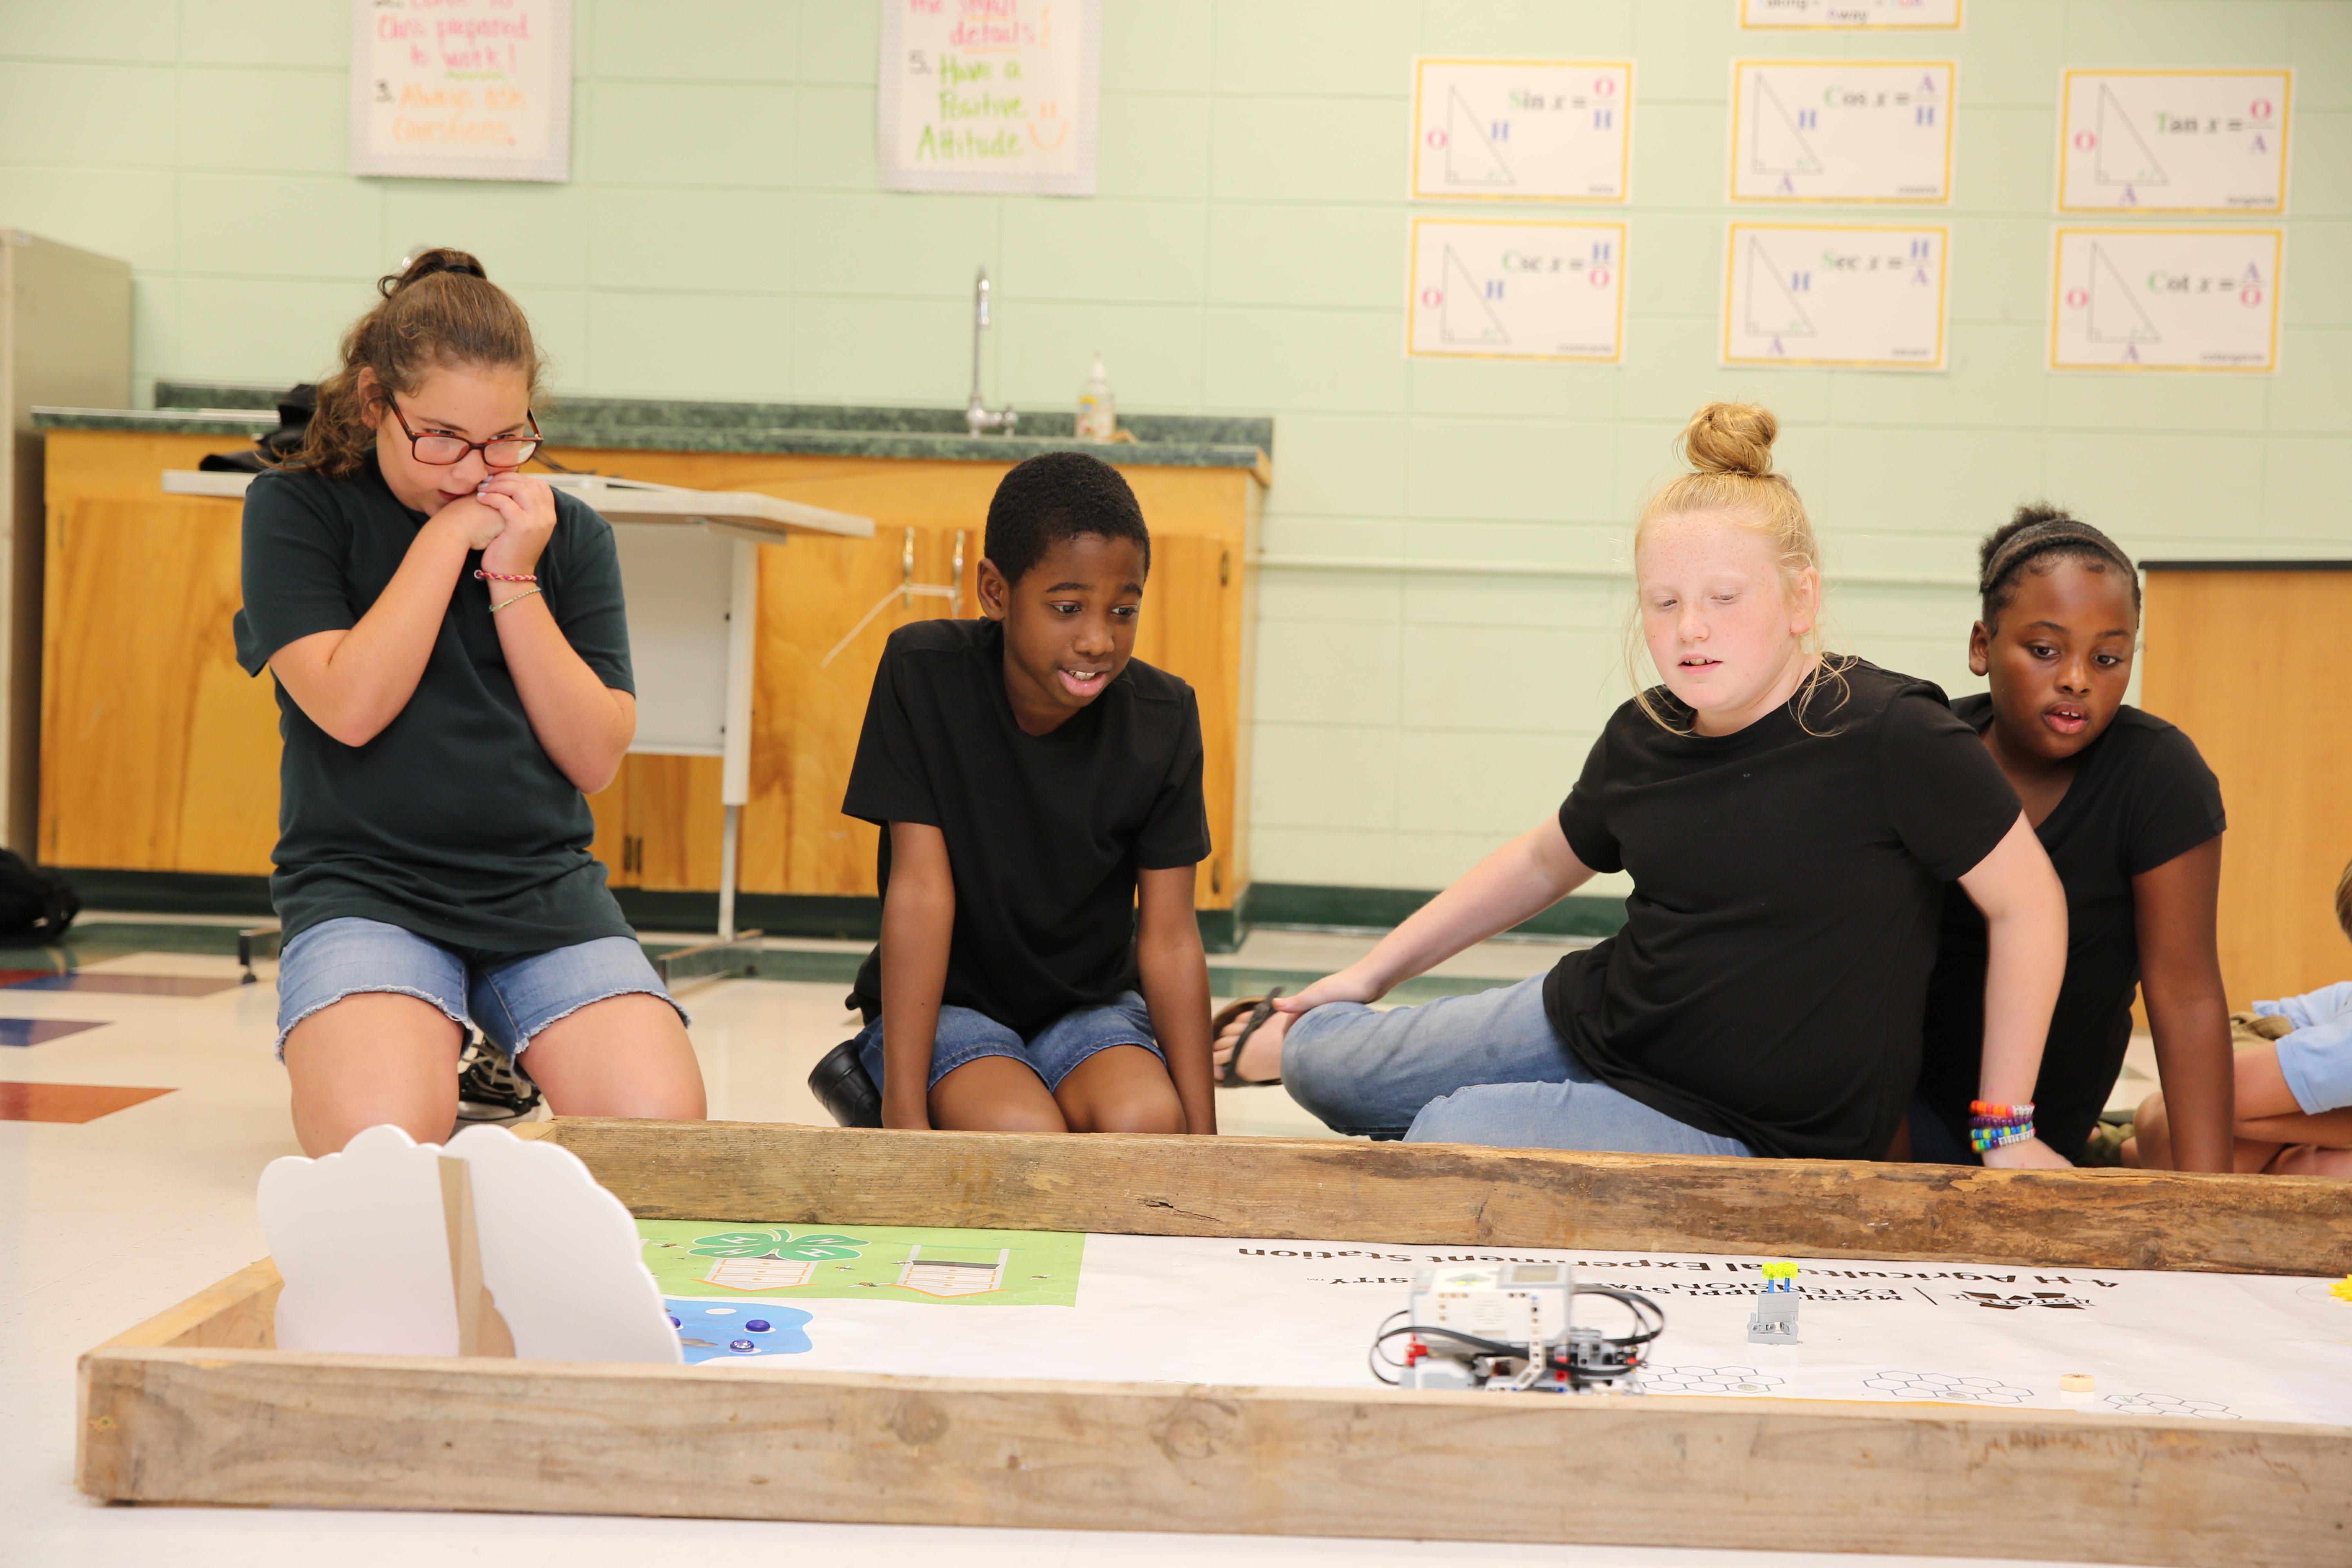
1747, 1260, 1801, 1344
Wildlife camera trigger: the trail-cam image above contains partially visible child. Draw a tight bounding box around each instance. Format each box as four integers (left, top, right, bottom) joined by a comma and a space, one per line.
1910, 508, 2233, 1168
842, 452, 1216, 1135
2132, 859, 2352, 1176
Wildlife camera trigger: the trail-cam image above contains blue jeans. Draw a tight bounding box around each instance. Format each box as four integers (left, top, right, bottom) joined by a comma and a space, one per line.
275, 917, 686, 1060
856, 991, 1164, 1095
1281, 975, 1753, 1156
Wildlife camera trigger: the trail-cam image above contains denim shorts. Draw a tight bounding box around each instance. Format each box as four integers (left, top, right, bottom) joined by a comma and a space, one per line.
855, 991, 1162, 1094
274, 916, 686, 1060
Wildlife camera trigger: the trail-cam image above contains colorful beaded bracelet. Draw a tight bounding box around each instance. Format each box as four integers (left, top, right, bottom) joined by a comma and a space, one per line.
1969, 1119, 2036, 1153
1969, 1100, 2034, 1120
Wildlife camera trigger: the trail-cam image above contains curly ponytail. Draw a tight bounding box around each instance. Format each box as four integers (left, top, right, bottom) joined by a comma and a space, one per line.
286, 247, 545, 479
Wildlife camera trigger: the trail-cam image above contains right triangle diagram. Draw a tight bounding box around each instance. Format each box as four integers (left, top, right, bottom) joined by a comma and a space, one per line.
2094, 83, 2169, 187
1745, 238, 1817, 337
1441, 247, 1510, 343
1446, 87, 1515, 186
2085, 243, 2161, 343
1751, 77, 1824, 175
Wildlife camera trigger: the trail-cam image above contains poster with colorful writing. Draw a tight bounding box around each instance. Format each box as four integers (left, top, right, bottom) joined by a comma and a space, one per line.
349, 0, 572, 182
1405, 218, 1627, 362
878, 0, 1101, 196
2048, 227, 2283, 374
1722, 223, 1949, 370
1409, 60, 1634, 202
2056, 69, 2292, 216
1728, 60, 1956, 203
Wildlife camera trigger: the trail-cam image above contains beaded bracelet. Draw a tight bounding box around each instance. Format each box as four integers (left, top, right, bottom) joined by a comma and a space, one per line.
491, 586, 543, 614
474, 569, 537, 583
1968, 1099, 2036, 1153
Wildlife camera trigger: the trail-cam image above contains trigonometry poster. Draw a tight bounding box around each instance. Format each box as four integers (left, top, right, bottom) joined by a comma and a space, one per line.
1729, 60, 1956, 203
1405, 218, 1627, 362
2056, 69, 2292, 216
1723, 223, 1949, 370
1740, 0, 1962, 27
350, 0, 571, 181
1410, 59, 1634, 202
2048, 227, 2283, 374
877, 0, 1100, 195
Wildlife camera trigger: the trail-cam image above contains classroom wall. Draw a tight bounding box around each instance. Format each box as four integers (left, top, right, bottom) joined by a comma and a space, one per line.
1, 0, 2344, 897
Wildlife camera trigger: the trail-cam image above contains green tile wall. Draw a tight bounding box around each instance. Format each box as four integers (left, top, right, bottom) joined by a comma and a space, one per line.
2, 0, 2343, 898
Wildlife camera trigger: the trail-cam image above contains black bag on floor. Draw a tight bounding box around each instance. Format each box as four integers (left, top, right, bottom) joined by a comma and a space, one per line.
807, 1039, 883, 1128
0, 851, 78, 942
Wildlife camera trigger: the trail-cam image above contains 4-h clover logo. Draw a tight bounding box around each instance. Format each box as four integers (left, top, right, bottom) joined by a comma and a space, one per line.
689, 1229, 867, 1261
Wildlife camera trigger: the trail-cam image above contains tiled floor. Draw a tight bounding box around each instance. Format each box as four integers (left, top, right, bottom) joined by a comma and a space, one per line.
0, 925, 2102, 1568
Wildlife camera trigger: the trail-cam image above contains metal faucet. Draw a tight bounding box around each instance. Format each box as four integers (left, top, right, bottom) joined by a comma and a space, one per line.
966, 267, 1017, 436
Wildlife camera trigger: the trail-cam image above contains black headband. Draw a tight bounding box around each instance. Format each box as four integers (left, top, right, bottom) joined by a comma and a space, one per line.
1979, 520, 2131, 598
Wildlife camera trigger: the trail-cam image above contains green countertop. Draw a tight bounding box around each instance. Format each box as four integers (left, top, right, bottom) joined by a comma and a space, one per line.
36, 382, 1273, 479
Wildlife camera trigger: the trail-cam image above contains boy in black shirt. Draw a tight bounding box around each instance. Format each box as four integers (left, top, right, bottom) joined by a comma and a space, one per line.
841, 452, 1216, 1134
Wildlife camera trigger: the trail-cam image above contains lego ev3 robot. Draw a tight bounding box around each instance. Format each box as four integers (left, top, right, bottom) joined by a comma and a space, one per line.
1370, 1263, 1667, 1393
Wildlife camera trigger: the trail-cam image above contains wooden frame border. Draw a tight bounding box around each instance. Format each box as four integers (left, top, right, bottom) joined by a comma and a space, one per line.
78, 1122, 2352, 1566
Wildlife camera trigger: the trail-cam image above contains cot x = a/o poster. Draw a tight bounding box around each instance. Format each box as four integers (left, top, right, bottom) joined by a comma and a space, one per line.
1409, 59, 1634, 202
2056, 69, 2292, 216
1722, 224, 1949, 370
2048, 228, 2283, 374
1405, 218, 1626, 362
1740, 0, 1962, 27
1729, 60, 1956, 203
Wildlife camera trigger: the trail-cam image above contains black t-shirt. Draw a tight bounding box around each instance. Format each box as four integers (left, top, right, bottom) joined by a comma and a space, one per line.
1916, 695, 2225, 1162
1543, 661, 2021, 1161
232, 459, 637, 952
843, 617, 1210, 1039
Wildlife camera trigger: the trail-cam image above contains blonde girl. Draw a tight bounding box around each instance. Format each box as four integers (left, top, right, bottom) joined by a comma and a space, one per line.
1214, 403, 2071, 1165
234, 249, 704, 1155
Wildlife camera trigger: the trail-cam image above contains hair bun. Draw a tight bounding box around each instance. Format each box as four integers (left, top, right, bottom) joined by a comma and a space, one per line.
1679, 400, 1777, 479
381, 247, 489, 298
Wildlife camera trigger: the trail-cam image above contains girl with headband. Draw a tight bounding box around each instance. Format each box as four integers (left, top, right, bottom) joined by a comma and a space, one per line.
1908, 507, 2231, 1168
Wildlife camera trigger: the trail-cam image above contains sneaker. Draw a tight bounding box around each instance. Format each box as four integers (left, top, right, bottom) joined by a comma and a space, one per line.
456, 1037, 543, 1126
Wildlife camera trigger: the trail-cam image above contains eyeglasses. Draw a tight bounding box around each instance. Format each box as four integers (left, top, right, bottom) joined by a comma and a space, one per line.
385, 396, 542, 468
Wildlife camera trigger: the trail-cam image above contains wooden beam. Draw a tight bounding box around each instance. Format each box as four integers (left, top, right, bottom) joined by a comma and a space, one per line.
91, 1258, 280, 1352
537, 1118, 2352, 1278
77, 1345, 2351, 1566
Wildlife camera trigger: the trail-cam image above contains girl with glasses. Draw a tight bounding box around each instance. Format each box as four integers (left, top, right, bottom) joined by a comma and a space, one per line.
233, 247, 705, 1155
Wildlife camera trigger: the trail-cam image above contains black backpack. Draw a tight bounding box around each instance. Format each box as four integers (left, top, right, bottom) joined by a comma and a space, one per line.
0, 851, 79, 942
198, 384, 317, 474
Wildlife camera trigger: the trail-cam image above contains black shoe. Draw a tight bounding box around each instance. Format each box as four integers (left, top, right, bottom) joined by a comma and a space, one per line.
808, 1039, 883, 1128
456, 1038, 543, 1125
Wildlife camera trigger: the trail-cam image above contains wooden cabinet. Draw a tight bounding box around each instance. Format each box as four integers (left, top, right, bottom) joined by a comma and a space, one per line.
40, 430, 1263, 913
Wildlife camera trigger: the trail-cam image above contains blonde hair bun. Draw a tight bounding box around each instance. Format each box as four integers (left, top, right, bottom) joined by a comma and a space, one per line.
1679, 400, 1777, 479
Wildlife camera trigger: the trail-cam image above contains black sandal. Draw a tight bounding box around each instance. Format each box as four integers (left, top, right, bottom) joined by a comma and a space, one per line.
1213, 987, 1285, 1087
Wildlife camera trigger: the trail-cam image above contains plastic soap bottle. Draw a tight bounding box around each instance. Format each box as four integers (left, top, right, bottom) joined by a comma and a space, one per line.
1076, 351, 1116, 441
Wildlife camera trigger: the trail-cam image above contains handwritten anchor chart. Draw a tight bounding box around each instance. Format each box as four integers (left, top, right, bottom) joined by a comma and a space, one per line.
2048, 228, 2283, 373
1730, 61, 1956, 203
1740, 0, 1962, 26
876, 0, 1100, 195
1723, 224, 1949, 369
1406, 219, 1627, 362
2056, 70, 2292, 215
1409, 60, 1634, 202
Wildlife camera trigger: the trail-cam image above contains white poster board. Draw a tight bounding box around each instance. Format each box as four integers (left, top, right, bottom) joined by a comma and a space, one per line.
2048, 227, 2283, 374
877, 0, 1100, 195
1409, 60, 1634, 202
1729, 60, 1956, 203
2056, 69, 2292, 216
1405, 218, 1626, 362
1740, 0, 1961, 26
349, 0, 571, 182
1722, 223, 1949, 370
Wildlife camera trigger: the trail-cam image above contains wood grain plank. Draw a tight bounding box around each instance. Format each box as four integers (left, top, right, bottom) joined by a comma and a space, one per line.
91, 1258, 281, 1351
76, 1345, 2351, 1565
535, 1118, 2352, 1277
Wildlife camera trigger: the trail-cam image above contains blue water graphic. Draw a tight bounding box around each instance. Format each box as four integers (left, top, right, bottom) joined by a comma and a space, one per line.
666, 1297, 813, 1363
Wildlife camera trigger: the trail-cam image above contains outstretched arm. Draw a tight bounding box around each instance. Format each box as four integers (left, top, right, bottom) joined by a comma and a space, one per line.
1136, 863, 1215, 1134
878, 821, 956, 1132
1956, 812, 2073, 1169
1278, 814, 1595, 1015
2133, 837, 2233, 1172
